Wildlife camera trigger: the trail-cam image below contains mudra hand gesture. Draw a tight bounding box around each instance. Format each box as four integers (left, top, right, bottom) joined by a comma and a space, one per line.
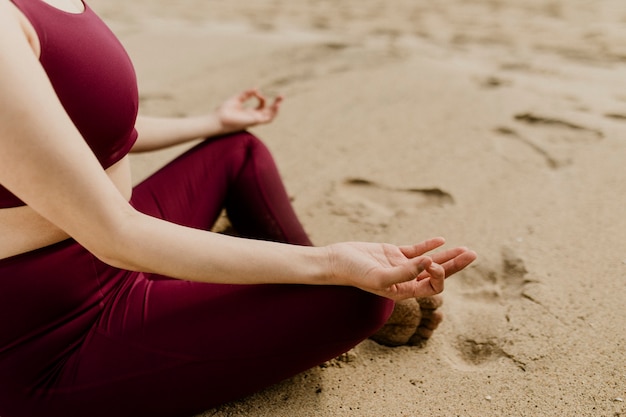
216, 88, 283, 133
327, 237, 476, 300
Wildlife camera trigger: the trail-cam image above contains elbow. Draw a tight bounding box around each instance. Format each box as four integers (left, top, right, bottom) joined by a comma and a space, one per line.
93, 242, 141, 272
80, 208, 145, 272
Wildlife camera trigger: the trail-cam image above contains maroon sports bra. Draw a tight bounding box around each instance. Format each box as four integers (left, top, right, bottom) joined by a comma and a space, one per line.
1, 0, 139, 208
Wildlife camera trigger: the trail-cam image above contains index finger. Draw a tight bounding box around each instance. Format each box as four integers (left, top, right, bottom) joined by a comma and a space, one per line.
391, 261, 445, 299
418, 248, 477, 279
237, 89, 257, 101
399, 237, 445, 259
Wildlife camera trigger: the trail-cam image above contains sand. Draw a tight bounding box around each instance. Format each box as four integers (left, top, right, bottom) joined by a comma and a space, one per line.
88, 0, 626, 415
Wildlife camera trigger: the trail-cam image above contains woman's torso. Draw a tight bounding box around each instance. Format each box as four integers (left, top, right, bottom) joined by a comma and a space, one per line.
0, 0, 136, 260
0, 159, 131, 260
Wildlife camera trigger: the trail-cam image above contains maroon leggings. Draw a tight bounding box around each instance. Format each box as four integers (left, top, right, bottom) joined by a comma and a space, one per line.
0, 132, 393, 417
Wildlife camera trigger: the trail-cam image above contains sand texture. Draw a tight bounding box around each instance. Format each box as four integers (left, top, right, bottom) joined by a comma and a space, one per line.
89, 0, 626, 415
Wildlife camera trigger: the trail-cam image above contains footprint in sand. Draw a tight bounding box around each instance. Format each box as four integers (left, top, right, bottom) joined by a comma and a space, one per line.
138, 92, 174, 103
475, 75, 513, 89
264, 42, 382, 93
326, 177, 454, 229
513, 113, 603, 140
494, 112, 603, 168
138, 92, 175, 113
319, 178, 454, 237
604, 112, 626, 122
443, 247, 531, 371
494, 126, 563, 169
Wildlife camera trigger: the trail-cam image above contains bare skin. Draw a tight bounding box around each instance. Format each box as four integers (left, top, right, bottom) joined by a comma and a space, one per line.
0, 0, 476, 309
36, 0, 85, 13
370, 294, 444, 346
414, 296, 445, 340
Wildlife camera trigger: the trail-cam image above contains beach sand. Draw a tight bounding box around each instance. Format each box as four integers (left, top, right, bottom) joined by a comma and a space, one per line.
89, 0, 626, 415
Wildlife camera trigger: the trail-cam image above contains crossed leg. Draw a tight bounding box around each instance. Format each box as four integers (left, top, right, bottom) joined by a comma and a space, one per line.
40, 132, 393, 417
370, 296, 444, 347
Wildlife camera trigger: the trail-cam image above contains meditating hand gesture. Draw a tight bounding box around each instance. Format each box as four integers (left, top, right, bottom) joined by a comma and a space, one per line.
216, 88, 284, 133
327, 237, 476, 300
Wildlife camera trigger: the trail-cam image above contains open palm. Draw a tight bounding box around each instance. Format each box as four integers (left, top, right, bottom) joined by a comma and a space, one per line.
328, 237, 476, 300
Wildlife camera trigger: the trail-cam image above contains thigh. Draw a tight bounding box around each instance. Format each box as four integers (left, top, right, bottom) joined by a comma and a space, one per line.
131, 131, 312, 246
0, 240, 108, 417
5, 133, 390, 416
130, 132, 254, 230
47, 275, 393, 417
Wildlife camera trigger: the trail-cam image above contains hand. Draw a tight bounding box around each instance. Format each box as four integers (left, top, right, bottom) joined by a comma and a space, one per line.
416, 244, 477, 281
327, 237, 476, 301
216, 88, 283, 133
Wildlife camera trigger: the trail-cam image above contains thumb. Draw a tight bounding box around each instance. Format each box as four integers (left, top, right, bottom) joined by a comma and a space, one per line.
385, 258, 445, 300
380, 256, 432, 287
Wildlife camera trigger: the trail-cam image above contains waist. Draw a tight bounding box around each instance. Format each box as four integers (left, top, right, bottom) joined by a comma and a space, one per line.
0, 156, 132, 260
0, 206, 72, 259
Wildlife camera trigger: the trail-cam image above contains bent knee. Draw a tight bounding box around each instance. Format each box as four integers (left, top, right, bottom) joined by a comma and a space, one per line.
328, 287, 394, 341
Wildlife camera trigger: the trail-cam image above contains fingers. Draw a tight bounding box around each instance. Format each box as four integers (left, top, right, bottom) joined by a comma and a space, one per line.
430, 246, 468, 264
237, 88, 282, 109
235, 88, 283, 124
418, 248, 477, 280
399, 237, 445, 259
423, 261, 445, 294
261, 95, 283, 121
443, 249, 477, 277
370, 240, 475, 301
415, 247, 477, 280
382, 258, 444, 300
270, 95, 284, 113
254, 90, 266, 110
236, 88, 258, 103
405, 255, 432, 282
376, 254, 430, 288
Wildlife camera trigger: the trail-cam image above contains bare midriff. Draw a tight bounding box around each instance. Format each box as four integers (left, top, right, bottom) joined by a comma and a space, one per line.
0, 156, 133, 260
0, 4, 135, 260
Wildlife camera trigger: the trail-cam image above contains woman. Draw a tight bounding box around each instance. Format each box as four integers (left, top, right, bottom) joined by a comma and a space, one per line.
0, 0, 477, 416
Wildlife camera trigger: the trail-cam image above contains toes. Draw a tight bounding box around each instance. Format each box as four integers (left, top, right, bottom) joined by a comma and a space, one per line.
371, 296, 445, 347
370, 299, 422, 347
408, 298, 444, 345
416, 295, 443, 310
413, 326, 435, 340
420, 310, 444, 329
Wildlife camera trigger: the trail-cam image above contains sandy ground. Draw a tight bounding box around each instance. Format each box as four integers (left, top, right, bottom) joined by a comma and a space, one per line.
88, 0, 626, 415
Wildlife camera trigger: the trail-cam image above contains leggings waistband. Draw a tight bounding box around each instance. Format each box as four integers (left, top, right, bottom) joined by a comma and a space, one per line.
0, 238, 77, 268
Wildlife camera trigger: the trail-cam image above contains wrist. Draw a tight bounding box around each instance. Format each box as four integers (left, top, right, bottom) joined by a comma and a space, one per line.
195, 112, 225, 137
289, 245, 336, 286
317, 244, 346, 287
283, 245, 337, 286
316, 245, 338, 286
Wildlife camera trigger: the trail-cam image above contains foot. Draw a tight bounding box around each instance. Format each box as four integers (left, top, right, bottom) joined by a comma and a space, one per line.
370, 296, 444, 347
408, 296, 444, 345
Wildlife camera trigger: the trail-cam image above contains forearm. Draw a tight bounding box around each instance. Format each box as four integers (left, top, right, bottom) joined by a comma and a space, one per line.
132, 114, 229, 152
101, 210, 334, 286
132, 89, 283, 152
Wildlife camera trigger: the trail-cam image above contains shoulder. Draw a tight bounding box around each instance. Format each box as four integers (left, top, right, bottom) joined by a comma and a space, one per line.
0, 0, 41, 57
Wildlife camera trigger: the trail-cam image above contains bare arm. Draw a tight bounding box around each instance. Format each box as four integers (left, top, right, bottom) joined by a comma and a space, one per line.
0, 6, 475, 298
0, 10, 327, 285
132, 89, 283, 152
